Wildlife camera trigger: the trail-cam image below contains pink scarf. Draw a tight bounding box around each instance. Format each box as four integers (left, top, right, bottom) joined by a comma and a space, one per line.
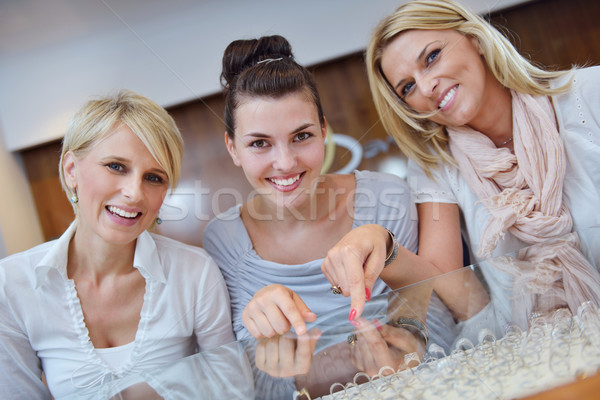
448, 91, 600, 314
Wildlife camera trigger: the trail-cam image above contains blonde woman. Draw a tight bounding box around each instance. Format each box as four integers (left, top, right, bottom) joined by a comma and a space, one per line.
0, 90, 234, 398
366, 0, 600, 317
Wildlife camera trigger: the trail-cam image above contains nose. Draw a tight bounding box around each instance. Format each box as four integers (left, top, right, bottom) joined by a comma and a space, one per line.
122, 175, 144, 202
417, 74, 439, 98
272, 144, 297, 171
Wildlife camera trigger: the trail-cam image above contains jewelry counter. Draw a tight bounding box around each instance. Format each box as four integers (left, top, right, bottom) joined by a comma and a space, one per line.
63, 227, 600, 400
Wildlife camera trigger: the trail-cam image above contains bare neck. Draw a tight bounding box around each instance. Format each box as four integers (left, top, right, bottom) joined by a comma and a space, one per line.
67, 227, 137, 284
467, 73, 513, 145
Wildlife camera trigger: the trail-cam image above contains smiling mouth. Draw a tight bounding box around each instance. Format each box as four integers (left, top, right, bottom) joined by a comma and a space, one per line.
268, 173, 302, 187
107, 205, 141, 219
439, 86, 457, 109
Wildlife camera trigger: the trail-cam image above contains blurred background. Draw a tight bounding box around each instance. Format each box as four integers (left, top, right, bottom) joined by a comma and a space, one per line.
0, 0, 598, 254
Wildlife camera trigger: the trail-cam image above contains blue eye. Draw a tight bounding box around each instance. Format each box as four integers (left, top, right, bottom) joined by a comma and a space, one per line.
146, 174, 165, 184
426, 49, 440, 66
401, 82, 415, 98
107, 162, 124, 172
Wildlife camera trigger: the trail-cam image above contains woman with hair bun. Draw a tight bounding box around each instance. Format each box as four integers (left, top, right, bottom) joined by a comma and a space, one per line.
203, 34, 450, 341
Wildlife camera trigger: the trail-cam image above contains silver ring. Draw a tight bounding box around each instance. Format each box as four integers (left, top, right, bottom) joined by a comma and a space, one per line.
347, 333, 357, 345
331, 285, 342, 295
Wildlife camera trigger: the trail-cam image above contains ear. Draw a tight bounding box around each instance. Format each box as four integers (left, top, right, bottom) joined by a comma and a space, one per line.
224, 131, 241, 167
321, 117, 328, 140
62, 151, 78, 189
469, 36, 483, 55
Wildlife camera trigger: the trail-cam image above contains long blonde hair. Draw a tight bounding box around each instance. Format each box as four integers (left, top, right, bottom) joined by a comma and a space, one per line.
366, 0, 571, 176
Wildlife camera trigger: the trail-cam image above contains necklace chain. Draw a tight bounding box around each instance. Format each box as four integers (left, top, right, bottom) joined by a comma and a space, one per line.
500, 137, 513, 146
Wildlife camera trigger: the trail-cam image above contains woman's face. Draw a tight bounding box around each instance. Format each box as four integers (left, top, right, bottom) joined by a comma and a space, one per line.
63, 124, 169, 246
225, 92, 326, 210
380, 29, 491, 128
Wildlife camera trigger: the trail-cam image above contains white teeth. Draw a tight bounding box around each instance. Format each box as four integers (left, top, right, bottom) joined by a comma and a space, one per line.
270, 175, 300, 186
108, 206, 139, 219
439, 87, 457, 109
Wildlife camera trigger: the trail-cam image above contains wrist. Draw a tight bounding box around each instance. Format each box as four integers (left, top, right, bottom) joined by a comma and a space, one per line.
386, 317, 429, 346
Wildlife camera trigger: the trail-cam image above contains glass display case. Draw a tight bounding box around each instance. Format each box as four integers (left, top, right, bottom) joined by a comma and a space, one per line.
64, 226, 600, 399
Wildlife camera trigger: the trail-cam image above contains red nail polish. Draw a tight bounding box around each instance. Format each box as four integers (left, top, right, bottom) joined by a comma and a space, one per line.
349, 309, 357, 321
365, 288, 371, 302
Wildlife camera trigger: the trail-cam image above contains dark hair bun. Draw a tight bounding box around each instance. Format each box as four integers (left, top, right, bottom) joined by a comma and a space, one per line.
221, 35, 294, 89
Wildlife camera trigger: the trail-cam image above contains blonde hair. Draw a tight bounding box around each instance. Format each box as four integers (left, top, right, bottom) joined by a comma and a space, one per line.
366, 0, 571, 176
59, 90, 184, 210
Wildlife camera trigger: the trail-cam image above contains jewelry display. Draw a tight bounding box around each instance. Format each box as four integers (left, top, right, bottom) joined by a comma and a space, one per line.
319, 302, 600, 400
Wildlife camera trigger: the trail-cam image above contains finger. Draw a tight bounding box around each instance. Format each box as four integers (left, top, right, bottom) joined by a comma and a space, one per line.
243, 312, 266, 339
255, 339, 267, 370
277, 336, 296, 377
265, 337, 282, 374
286, 292, 315, 335
321, 252, 342, 293
362, 244, 385, 299
294, 329, 321, 374
348, 269, 366, 321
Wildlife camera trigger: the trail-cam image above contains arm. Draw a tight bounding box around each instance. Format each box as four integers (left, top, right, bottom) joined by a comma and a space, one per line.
417, 202, 489, 321
0, 299, 52, 399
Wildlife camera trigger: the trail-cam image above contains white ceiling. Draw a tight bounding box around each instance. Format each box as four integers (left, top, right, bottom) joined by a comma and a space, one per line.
0, 0, 206, 55
0, 0, 529, 151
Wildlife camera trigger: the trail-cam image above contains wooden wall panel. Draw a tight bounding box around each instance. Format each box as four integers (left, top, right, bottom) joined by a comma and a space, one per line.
20, 0, 600, 246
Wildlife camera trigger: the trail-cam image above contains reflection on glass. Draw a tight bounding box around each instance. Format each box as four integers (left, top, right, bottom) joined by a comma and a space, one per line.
75, 227, 600, 400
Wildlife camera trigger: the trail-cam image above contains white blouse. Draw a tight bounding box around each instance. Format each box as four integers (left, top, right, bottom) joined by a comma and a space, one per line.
408, 66, 600, 264
0, 222, 235, 399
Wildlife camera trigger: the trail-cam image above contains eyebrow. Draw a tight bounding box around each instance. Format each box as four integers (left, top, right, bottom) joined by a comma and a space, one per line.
393, 41, 438, 91
244, 122, 316, 138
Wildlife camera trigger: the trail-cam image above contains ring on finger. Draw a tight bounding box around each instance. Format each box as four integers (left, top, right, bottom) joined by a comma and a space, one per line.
331, 285, 342, 295
347, 333, 358, 345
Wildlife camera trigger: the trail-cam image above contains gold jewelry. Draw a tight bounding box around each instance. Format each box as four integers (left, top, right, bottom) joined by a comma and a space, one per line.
347, 333, 357, 345
330, 285, 342, 295
384, 229, 399, 267
155, 217, 163, 225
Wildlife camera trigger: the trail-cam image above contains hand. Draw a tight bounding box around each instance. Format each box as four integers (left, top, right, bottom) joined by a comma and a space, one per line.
243, 284, 317, 339
349, 318, 426, 377
254, 328, 322, 378
321, 224, 390, 321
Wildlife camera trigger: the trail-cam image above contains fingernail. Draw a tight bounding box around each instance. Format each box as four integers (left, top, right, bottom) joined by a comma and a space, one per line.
349, 308, 357, 321
365, 288, 371, 302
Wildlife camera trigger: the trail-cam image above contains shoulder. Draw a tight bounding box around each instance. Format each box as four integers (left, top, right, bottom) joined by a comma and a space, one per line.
203, 204, 243, 240
552, 67, 600, 104
354, 169, 409, 187
352, 170, 417, 246
150, 233, 212, 261
0, 240, 56, 281
202, 204, 251, 270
